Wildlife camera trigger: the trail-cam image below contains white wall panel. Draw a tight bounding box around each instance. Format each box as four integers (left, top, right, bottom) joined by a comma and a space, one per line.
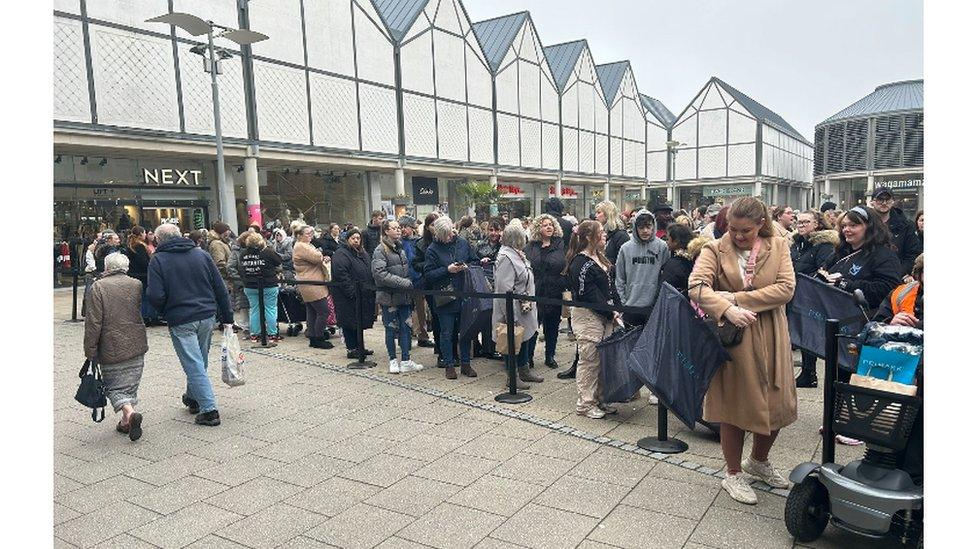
728, 109, 756, 143
698, 109, 727, 147
433, 0, 462, 34
541, 79, 559, 123
728, 143, 755, 176
86, 0, 168, 33
699, 146, 726, 178
53, 17, 90, 123
403, 93, 436, 158
674, 149, 696, 180
518, 60, 540, 119
248, 0, 305, 66
181, 46, 247, 138
520, 119, 541, 168
437, 100, 468, 161
465, 44, 492, 108
624, 99, 643, 141
400, 30, 434, 94
309, 73, 358, 150
578, 85, 594, 131
355, 8, 394, 85
495, 66, 519, 114
54, 0, 80, 14
433, 31, 465, 101
562, 85, 579, 128
468, 107, 494, 163
253, 61, 309, 144
699, 83, 726, 110
595, 133, 609, 175
497, 113, 519, 166
610, 137, 622, 175
579, 131, 595, 174
610, 103, 622, 137
89, 26, 179, 131
562, 128, 579, 172
359, 84, 398, 154
671, 117, 697, 149
306, 0, 356, 77
171, 0, 239, 40
542, 123, 559, 170
594, 97, 608, 134
628, 141, 644, 178
646, 123, 668, 151
647, 150, 667, 182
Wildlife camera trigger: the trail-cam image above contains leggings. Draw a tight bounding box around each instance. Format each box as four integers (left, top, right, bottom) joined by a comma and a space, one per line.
305, 297, 330, 339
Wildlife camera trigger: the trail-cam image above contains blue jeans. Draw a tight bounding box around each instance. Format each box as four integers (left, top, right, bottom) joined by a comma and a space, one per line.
517, 332, 539, 368
437, 311, 470, 364
382, 305, 413, 360
244, 286, 279, 336
169, 317, 218, 413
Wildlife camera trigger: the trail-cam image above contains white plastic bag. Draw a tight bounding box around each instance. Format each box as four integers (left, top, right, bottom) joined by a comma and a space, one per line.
221, 325, 246, 387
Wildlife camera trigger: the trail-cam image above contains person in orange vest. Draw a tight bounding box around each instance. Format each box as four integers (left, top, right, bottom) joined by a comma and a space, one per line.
874, 253, 923, 329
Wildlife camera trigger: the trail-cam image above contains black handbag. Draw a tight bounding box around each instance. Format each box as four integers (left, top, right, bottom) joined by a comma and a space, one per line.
75, 359, 106, 422
691, 283, 744, 348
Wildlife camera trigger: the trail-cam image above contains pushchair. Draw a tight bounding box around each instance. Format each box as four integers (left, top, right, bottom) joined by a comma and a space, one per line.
785, 319, 923, 547
277, 284, 306, 337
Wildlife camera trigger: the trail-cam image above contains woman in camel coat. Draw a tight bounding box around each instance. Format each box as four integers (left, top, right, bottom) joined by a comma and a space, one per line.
688, 196, 796, 506
294, 226, 334, 349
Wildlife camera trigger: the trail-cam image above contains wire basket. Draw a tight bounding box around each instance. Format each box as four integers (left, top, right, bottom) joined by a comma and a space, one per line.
832, 382, 921, 452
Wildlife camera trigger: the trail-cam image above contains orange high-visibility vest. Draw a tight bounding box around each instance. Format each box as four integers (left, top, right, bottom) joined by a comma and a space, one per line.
890, 281, 920, 315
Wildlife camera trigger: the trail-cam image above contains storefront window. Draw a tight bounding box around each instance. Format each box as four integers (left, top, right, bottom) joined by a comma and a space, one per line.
260, 171, 366, 230
540, 184, 583, 218
496, 182, 532, 220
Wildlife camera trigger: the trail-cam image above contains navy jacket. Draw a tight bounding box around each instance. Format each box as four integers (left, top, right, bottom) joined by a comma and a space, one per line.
424, 236, 478, 313
827, 245, 902, 310
146, 237, 233, 326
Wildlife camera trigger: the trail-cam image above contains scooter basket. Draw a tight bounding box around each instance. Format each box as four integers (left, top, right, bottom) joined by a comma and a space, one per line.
832, 382, 921, 452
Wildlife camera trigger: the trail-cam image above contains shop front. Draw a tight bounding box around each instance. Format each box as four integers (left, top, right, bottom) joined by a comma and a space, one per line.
540, 184, 583, 219
700, 183, 756, 208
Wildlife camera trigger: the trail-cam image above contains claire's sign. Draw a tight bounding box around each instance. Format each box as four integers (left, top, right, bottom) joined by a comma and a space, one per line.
412, 177, 439, 205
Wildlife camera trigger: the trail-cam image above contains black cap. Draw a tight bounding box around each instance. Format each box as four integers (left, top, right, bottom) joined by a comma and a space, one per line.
820, 201, 837, 213
545, 197, 565, 215
872, 187, 894, 200
651, 202, 674, 214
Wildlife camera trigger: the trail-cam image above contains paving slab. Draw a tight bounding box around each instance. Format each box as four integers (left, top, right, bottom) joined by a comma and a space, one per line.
54, 501, 160, 548
587, 504, 698, 548
490, 502, 600, 549
687, 506, 794, 549
204, 475, 305, 515
365, 474, 463, 517
448, 474, 546, 517
304, 503, 414, 549
216, 502, 328, 548
285, 476, 382, 518
128, 502, 242, 548
397, 502, 507, 549
532, 474, 632, 519
126, 474, 229, 515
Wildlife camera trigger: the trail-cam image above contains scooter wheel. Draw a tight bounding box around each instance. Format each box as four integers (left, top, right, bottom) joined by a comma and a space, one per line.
785, 477, 830, 543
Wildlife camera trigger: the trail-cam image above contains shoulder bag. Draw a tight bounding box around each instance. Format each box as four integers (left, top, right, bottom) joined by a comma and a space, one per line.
75, 359, 106, 422
691, 239, 762, 348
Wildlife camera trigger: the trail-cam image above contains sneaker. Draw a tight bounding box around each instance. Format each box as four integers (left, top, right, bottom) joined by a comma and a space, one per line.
722, 473, 758, 505
599, 404, 618, 415
389, 359, 401, 374
400, 360, 423, 372
648, 394, 659, 405
577, 407, 606, 419
181, 393, 200, 414
741, 456, 789, 489
417, 340, 435, 348
835, 435, 864, 446
195, 410, 221, 426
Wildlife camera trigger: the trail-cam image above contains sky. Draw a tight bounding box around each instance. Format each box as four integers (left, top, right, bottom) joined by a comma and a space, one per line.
463, 0, 923, 141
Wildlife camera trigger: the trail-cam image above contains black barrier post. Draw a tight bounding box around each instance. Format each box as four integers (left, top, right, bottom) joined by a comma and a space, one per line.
251, 286, 275, 348
495, 291, 531, 404
822, 319, 839, 465
636, 400, 689, 454
347, 280, 376, 369
69, 269, 81, 322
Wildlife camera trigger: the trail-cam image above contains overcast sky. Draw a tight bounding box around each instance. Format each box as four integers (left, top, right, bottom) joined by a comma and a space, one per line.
464, 0, 922, 140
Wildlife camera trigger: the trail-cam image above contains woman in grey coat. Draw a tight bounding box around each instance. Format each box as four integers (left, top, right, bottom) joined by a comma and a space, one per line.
83, 252, 149, 441
372, 219, 422, 374
492, 219, 543, 387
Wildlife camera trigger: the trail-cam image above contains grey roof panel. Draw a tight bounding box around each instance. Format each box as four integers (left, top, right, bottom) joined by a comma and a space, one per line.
640, 94, 676, 127
542, 40, 586, 92
822, 80, 923, 124
471, 12, 528, 73
595, 61, 629, 106
712, 77, 811, 146
370, 0, 430, 43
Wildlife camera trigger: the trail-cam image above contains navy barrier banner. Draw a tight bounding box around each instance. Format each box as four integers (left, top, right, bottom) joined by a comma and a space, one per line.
459, 265, 493, 341
788, 273, 865, 370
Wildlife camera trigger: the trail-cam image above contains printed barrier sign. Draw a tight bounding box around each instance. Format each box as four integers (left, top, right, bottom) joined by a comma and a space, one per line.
597, 327, 645, 404
459, 266, 492, 342
856, 346, 921, 385
788, 273, 866, 371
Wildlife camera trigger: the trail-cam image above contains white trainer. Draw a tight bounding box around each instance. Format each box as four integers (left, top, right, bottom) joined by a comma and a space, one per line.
648, 394, 659, 405
741, 456, 790, 489
389, 359, 400, 374
401, 360, 423, 372
722, 473, 758, 505
577, 407, 606, 419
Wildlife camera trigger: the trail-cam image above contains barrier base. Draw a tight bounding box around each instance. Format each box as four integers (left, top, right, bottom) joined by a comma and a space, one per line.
64, 318, 84, 323
494, 392, 532, 404
637, 436, 688, 454
347, 360, 376, 370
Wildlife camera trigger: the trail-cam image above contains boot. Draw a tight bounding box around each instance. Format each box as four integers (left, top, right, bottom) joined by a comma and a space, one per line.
503, 377, 530, 390
556, 362, 577, 380
795, 368, 818, 388
460, 363, 478, 377
519, 367, 543, 383
309, 337, 334, 349
445, 365, 458, 380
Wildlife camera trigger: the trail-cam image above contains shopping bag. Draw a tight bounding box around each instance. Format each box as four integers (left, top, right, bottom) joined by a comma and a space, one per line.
787, 273, 866, 371
75, 359, 106, 422
597, 327, 645, 403
561, 290, 573, 319
855, 345, 921, 385
849, 374, 917, 396
495, 323, 524, 355
220, 326, 246, 387
627, 283, 731, 429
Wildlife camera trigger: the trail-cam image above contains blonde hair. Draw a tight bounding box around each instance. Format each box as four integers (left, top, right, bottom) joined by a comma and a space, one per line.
529, 214, 564, 242
673, 215, 692, 228
687, 235, 712, 260
244, 231, 266, 249
728, 196, 774, 238
596, 201, 624, 231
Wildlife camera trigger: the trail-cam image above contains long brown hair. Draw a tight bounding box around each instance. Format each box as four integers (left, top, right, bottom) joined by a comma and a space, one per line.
127, 225, 146, 252
563, 220, 608, 274
727, 197, 774, 238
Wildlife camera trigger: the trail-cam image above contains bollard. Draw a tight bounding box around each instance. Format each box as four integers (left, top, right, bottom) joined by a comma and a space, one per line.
347, 280, 376, 369
636, 400, 689, 454
822, 319, 840, 464
495, 291, 531, 404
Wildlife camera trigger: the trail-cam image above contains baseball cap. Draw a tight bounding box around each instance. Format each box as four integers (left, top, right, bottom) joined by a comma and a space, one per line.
397, 215, 418, 228
871, 187, 894, 200
819, 201, 837, 213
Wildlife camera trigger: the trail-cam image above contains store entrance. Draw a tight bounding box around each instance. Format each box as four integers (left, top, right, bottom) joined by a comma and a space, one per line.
139, 206, 207, 232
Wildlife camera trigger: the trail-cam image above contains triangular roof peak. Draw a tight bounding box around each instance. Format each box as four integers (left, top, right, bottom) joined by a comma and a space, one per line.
708, 76, 810, 145
594, 61, 631, 106
542, 39, 587, 92
370, 0, 430, 43
640, 93, 676, 128
471, 11, 529, 72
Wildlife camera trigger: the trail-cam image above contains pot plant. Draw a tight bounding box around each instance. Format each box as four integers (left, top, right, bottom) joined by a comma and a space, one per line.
456, 181, 500, 216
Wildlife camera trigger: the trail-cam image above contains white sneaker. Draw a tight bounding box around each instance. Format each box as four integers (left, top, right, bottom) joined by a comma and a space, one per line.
389, 359, 400, 374
400, 360, 423, 372
722, 473, 758, 505
835, 435, 864, 446
741, 456, 789, 489
599, 403, 618, 415
577, 407, 606, 419
648, 394, 659, 405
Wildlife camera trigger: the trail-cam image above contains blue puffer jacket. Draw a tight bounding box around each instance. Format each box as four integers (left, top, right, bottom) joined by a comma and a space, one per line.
402, 234, 422, 285
146, 237, 233, 326
424, 236, 478, 313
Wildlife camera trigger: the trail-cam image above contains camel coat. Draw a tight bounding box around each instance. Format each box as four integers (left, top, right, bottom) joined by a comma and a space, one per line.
688, 233, 797, 435
293, 241, 331, 303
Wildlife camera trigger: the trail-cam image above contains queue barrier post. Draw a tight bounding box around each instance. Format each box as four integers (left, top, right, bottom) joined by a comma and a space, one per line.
347, 280, 376, 369
495, 290, 531, 404
822, 319, 839, 465
69, 268, 81, 322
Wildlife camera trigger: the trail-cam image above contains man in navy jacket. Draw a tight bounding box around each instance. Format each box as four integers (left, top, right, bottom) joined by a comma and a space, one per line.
147, 224, 233, 426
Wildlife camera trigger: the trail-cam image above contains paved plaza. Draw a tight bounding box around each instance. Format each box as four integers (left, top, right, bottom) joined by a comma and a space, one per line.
53, 290, 886, 549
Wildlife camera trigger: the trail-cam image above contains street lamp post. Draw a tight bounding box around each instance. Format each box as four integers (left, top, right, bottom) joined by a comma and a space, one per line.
665, 140, 686, 207
146, 13, 268, 234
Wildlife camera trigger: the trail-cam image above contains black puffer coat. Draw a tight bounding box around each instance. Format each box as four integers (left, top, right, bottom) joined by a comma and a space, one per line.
790, 230, 839, 276
605, 228, 630, 265
331, 243, 376, 330
885, 208, 923, 276
659, 252, 694, 295
827, 245, 902, 310
525, 238, 567, 318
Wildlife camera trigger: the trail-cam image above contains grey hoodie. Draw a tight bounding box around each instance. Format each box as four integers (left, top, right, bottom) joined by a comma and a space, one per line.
615, 209, 670, 308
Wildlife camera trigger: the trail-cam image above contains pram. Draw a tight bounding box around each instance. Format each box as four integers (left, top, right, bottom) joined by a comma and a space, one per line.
277, 284, 306, 337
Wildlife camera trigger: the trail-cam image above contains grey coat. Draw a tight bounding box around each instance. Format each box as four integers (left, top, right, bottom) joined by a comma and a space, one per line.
84, 270, 149, 364
491, 246, 538, 341
372, 238, 413, 307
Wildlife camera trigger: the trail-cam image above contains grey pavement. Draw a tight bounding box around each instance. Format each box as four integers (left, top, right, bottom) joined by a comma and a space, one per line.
52, 290, 883, 548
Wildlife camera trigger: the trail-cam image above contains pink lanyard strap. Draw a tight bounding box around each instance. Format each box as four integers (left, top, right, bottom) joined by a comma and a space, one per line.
743, 239, 762, 289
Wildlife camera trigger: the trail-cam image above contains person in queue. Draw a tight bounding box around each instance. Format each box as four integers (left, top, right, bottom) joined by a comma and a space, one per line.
187, 230, 208, 248
84, 252, 148, 441
874, 253, 923, 329
913, 210, 923, 252
313, 222, 341, 257
565, 220, 621, 419
771, 206, 795, 240
595, 201, 629, 265
699, 203, 722, 238
272, 228, 296, 281
424, 216, 484, 379
790, 210, 839, 388
331, 228, 378, 358
474, 217, 505, 360
615, 208, 669, 327
659, 223, 696, 294
650, 202, 674, 239
227, 229, 252, 335
413, 212, 444, 357
293, 225, 334, 350
399, 216, 434, 349
820, 201, 837, 226
94, 230, 121, 274
146, 223, 233, 426
713, 206, 730, 239
364, 210, 385, 256
123, 226, 159, 326
545, 197, 575, 247
688, 196, 797, 505
869, 187, 922, 279
456, 215, 480, 244
525, 214, 566, 370
493, 219, 543, 388
372, 219, 423, 374
240, 231, 283, 342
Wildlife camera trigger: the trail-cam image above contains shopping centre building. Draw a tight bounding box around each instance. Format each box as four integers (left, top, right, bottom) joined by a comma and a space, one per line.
812, 79, 923, 219
53, 0, 813, 238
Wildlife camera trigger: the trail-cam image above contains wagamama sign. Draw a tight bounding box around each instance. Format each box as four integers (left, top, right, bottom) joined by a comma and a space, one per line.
143, 168, 203, 186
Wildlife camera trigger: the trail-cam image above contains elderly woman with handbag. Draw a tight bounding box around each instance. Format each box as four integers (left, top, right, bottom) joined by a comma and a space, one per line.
688, 196, 797, 506
293, 225, 334, 350
492, 219, 543, 389
83, 252, 149, 441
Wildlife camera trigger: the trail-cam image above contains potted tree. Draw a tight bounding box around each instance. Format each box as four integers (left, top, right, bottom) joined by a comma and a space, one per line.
456, 181, 500, 220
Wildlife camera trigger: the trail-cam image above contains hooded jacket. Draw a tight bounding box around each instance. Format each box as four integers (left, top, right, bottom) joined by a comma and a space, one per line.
545, 197, 575, 247
240, 244, 283, 289
568, 253, 618, 321
659, 251, 694, 295
790, 230, 839, 276
614, 209, 670, 309
207, 231, 232, 280
271, 233, 295, 277
364, 224, 382, 256
146, 237, 233, 326
884, 208, 923, 277
827, 244, 902, 310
